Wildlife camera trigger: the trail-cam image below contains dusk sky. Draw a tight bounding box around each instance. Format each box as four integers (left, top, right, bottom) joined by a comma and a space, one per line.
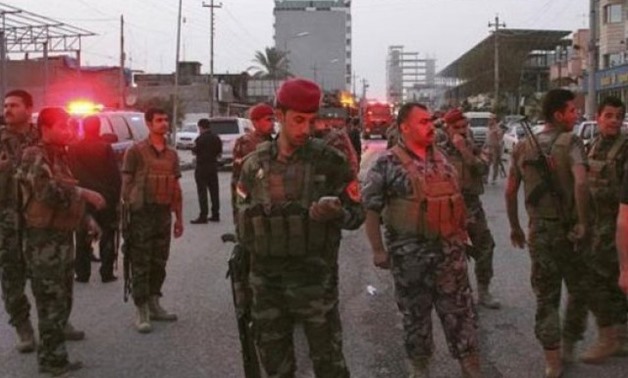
14, 0, 588, 99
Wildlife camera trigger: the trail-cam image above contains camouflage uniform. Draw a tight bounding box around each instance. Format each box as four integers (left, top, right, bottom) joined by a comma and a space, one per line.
231, 131, 272, 223
571, 135, 628, 330
439, 135, 496, 290
237, 139, 364, 378
0, 124, 37, 328
122, 140, 180, 306
361, 144, 479, 360
16, 143, 84, 370
318, 127, 360, 177
510, 130, 589, 349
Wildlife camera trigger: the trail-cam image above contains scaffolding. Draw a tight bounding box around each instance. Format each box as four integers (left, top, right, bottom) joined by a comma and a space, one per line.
386, 45, 436, 104
0, 1, 95, 98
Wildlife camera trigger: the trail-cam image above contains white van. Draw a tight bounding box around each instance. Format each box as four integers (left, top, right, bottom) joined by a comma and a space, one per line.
463, 111, 494, 147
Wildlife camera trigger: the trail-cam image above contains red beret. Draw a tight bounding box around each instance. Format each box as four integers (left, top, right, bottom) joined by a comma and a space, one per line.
443, 109, 465, 124
275, 78, 322, 113
248, 103, 274, 120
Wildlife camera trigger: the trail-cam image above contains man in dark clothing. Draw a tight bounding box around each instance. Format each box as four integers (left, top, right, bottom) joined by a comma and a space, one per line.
191, 118, 222, 223
68, 115, 122, 283
348, 117, 362, 166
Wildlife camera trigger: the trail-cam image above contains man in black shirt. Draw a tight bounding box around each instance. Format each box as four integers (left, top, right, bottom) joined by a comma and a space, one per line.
191, 118, 222, 223
617, 162, 628, 294
68, 115, 122, 283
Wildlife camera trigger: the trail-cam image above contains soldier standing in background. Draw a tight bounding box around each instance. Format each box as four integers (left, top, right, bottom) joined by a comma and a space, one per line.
236, 78, 364, 377
347, 117, 362, 167
362, 102, 481, 378
68, 115, 122, 283
441, 109, 500, 309
571, 96, 628, 363
312, 116, 360, 177
505, 89, 589, 378
121, 108, 184, 333
230, 103, 274, 224
16, 107, 105, 375
191, 118, 222, 224
0, 90, 38, 353
485, 115, 505, 184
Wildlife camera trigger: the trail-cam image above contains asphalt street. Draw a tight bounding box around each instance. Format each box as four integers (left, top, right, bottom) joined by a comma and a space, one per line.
1, 141, 628, 377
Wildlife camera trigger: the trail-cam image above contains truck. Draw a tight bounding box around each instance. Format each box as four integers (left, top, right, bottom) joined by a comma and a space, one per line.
361, 101, 393, 139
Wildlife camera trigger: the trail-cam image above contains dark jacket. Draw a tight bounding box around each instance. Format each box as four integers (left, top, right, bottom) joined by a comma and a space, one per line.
193, 129, 223, 170
67, 137, 122, 206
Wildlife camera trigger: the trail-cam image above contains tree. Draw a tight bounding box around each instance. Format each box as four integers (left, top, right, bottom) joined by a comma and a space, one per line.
247, 47, 291, 84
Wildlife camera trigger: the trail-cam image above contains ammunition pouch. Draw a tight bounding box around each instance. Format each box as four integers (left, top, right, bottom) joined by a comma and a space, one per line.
238, 203, 335, 257
23, 197, 86, 231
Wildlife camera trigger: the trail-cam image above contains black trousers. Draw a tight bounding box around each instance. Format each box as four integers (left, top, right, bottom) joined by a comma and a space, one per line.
75, 208, 117, 280
195, 167, 219, 219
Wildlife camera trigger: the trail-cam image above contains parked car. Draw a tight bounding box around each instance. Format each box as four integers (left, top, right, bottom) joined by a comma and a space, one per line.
175, 123, 199, 149
464, 111, 493, 147
71, 110, 149, 166
207, 117, 253, 167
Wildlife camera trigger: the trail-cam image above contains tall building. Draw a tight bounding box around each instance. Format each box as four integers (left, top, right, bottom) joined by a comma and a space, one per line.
274, 0, 351, 92
386, 46, 436, 105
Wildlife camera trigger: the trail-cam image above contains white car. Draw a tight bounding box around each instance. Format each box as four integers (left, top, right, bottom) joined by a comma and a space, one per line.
207, 117, 253, 167
175, 123, 199, 150
503, 123, 525, 153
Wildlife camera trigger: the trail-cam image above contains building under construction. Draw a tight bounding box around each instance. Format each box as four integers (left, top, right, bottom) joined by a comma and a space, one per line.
386, 45, 436, 106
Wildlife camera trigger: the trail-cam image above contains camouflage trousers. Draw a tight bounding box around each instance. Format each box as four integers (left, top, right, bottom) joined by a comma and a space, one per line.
528, 218, 589, 349
250, 255, 349, 378
568, 223, 628, 330
389, 238, 479, 360
0, 208, 31, 327
464, 195, 496, 287
23, 227, 74, 369
128, 204, 172, 306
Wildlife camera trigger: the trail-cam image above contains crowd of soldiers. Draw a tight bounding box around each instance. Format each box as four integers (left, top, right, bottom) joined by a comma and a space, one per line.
1, 78, 628, 378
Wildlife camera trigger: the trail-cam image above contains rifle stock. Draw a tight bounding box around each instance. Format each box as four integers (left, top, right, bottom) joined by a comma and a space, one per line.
224, 234, 261, 378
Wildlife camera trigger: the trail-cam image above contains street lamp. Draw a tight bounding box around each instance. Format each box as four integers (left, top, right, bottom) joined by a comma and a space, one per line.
284, 31, 310, 70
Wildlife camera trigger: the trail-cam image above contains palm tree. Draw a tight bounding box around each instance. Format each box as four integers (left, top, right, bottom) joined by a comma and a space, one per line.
248, 47, 291, 93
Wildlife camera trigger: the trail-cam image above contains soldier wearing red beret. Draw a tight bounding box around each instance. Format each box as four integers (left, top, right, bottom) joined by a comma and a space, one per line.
234, 78, 365, 377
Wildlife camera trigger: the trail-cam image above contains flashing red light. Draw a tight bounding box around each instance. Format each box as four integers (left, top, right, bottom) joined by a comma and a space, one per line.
67, 100, 103, 116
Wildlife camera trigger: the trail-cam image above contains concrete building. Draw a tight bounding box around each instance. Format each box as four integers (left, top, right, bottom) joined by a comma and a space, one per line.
386, 45, 436, 105
273, 0, 351, 91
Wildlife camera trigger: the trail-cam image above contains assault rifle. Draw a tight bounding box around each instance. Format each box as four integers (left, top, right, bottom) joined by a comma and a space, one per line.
520, 118, 565, 218
222, 233, 261, 378
121, 202, 132, 302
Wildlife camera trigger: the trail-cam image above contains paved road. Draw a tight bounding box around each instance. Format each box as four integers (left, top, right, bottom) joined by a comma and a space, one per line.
1, 139, 627, 377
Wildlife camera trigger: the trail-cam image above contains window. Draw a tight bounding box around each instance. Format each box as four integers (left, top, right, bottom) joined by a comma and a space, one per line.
604, 4, 622, 24
109, 115, 132, 141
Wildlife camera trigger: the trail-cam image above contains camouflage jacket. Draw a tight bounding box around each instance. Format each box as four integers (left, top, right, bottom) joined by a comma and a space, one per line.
231, 131, 272, 185
0, 124, 39, 210
237, 138, 364, 231
361, 143, 464, 247
438, 134, 488, 196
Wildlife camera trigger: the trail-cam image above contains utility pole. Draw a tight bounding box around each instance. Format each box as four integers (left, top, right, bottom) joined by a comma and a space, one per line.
172, 0, 183, 144
358, 78, 369, 122
119, 15, 126, 109
489, 15, 506, 113
587, 0, 598, 120
203, 0, 222, 117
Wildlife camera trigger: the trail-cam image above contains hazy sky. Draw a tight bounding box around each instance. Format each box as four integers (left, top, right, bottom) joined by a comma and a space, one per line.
13, 0, 588, 99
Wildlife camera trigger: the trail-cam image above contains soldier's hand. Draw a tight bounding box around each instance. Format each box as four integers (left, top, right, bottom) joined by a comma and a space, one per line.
309, 199, 343, 222
81, 188, 107, 210
86, 216, 102, 241
619, 269, 628, 295
173, 218, 184, 238
373, 249, 390, 270
568, 223, 586, 242
510, 227, 526, 249
452, 134, 468, 152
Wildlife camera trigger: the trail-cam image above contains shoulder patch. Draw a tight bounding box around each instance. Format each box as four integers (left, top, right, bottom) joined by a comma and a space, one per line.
345, 179, 361, 202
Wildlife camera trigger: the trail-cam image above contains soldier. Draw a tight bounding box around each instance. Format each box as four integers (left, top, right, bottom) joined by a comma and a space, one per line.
618, 161, 628, 293
441, 109, 500, 309
362, 102, 480, 378
121, 108, 184, 333
0, 90, 38, 353
16, 107, 105, 375
312, 116, 360, 176
236, 78, 364, 377
505, 89, 589, 378
68, 115, 122, 283
571, 96, 628, 363
485, 115, 504, 184
230, 103, 274, 223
